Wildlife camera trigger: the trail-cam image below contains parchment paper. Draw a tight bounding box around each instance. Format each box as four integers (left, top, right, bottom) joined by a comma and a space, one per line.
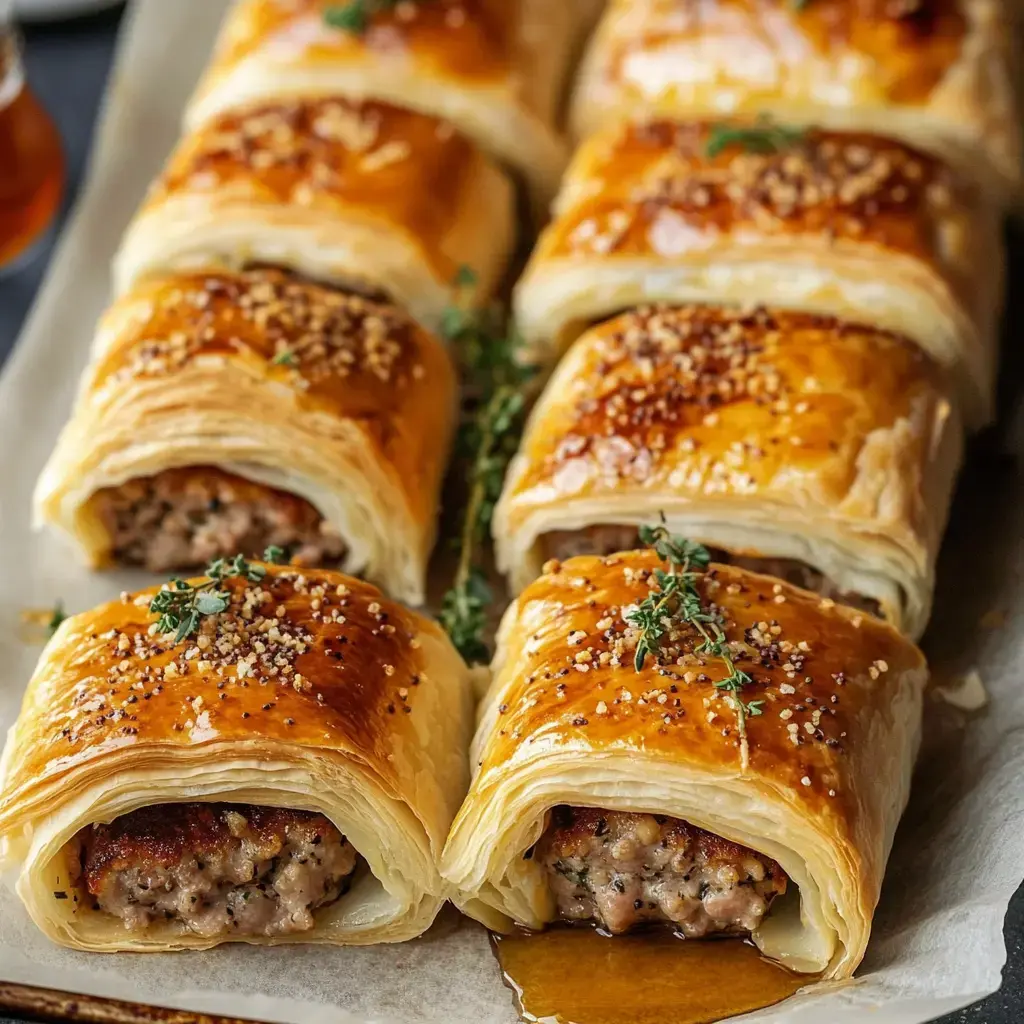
0, 2, 1021, 1021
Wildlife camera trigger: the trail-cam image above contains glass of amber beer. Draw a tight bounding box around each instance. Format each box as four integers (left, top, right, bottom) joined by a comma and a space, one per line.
0, 0, 64, 272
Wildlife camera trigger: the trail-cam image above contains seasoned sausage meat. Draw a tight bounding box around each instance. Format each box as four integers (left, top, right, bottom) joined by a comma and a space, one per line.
537, 807, 787, 937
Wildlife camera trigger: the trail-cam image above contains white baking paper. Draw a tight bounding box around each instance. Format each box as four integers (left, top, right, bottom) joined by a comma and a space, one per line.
0, 2, 1021, 1021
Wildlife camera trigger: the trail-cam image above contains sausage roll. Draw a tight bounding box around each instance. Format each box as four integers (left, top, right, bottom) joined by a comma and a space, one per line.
571, 0, 1022, 193
514, 120, 1002, 426
0, 564, 473, 951
184, 0, 585, 205
442, 551, 928, 980
34, 269, 456, 607
114, 98, 515, 332
495, 306, 962, 640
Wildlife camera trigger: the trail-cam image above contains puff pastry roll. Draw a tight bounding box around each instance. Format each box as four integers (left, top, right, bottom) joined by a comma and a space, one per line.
515, 120, 1002, 426
0, 563, 473, 951
497, 305, 962, 639
571, 0, 1022, 193
34, 269, 456, 607
184, 0, 584, 205
114, 98, 515, 332
442, 551, 927, 979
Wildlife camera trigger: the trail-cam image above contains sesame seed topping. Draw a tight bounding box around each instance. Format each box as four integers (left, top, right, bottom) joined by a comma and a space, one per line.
521, 301, 933, 514
98, 268, 424, 396
562, 122, 962, 265
41, 567, 429, 751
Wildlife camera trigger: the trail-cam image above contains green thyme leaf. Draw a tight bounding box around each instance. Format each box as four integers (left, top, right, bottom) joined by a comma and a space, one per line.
455, 265, 478, 289
324, 3, 368, 31
440, 566, 492, 666
439, 268, 535, 664
207, 554, 266, 584
324, 0, 402, 33
194, 591, 230, 616
148, 554, 267, 643
47, 602, 66, 638
630, 521, 761, 768
263, 545, 289, 565
272, 350, 298, 367
705, 119, 806, 160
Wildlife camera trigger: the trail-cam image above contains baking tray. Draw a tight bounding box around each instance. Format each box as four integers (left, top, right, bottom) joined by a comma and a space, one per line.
0, 1, 1021, 1023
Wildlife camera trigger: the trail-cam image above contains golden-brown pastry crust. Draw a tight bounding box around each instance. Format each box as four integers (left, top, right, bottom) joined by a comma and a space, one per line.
0, 564, 474, 950
115, 98, 515, 331
571, 0, 1022, 191
441, 552, 927, 979
515, 120, 1002, 425
185, 0, 585, 204
34, 269, 457, 606
496, 305, 962, 638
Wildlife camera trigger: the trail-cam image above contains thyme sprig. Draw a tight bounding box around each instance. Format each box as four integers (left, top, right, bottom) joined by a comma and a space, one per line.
705, 118, 805, 159
324, 0, 401, 32
628, 523, 764, 768
149, 549, 282, 644
48, 602, 66, 638
440, 267, 533, 664
263, 545, 289, 565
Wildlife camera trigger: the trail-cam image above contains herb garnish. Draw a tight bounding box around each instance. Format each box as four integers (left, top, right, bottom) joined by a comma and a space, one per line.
704, 119, 805, 159
263, 545, 289, 565
149, 550, 283, 644
439, 267, 533, 664
628, 523, 763, 768
324, 0, 401, 32
272, 350, 298, 367
48, 602, 66, 638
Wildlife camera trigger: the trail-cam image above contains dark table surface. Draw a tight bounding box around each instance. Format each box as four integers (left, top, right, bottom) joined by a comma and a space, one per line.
0, 6, 1020, 1024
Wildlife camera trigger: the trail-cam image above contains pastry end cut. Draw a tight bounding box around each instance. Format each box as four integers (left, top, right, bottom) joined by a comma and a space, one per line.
68, 803, 357, 938
88, 467, 347, 572
536, 807, 787, 938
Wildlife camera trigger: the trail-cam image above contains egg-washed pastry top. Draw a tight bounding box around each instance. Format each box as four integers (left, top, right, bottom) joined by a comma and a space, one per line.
115, 97, 515, 332
185, 0, 589, 204
571, 0, 1022, 192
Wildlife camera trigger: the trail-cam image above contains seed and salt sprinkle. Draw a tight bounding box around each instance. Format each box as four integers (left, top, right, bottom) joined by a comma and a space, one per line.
54, 569, 424, 749
97, 269, 422, 392
529, 303, 925, 505
487, 556, 906, 801
563, 121, 957, 260
166, 98, 418, 199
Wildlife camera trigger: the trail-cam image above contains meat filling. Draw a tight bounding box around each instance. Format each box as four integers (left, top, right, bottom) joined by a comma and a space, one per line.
91, 467, 347, 572
536, 807, 787, 938
72, 803, 358, 938
541, 526, 882, 617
